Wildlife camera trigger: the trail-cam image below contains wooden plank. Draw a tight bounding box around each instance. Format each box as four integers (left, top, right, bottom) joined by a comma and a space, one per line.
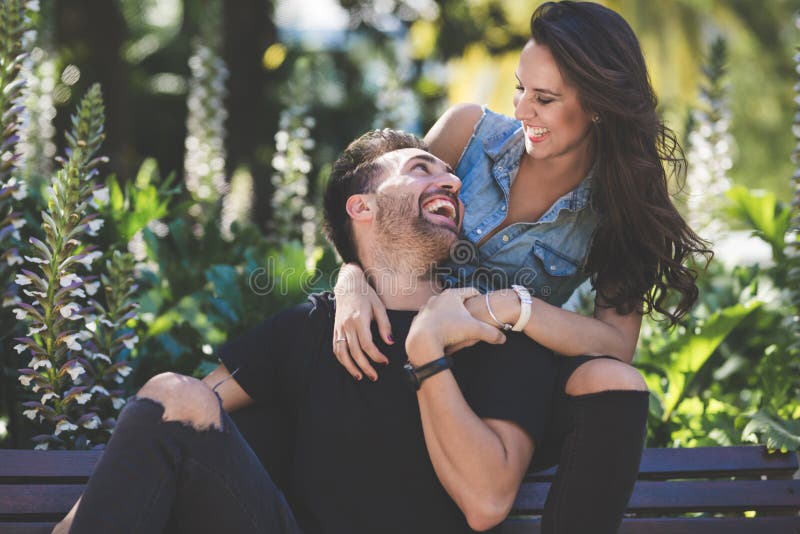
512, 480, 800, 514
0, 524, 56, 534
0, 485, 83, 517
0, 451, 101, 481
527, 446, 799, 481
499, 516, 800, 534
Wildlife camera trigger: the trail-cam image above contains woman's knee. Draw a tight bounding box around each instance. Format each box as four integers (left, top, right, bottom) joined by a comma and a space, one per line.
137, 372, 223, 431
565, 358, 647, 396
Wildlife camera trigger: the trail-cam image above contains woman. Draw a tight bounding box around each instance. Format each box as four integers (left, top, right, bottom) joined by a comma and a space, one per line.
331, 2, 710, 532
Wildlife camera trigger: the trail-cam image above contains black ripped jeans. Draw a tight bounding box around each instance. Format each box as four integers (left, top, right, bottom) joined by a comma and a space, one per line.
69, 394, 304, 534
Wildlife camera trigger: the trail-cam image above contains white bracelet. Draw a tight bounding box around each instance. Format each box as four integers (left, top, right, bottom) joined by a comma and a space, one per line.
511, 284, 532, 332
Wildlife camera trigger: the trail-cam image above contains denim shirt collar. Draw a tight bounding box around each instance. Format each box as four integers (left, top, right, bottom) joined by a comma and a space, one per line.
481, 119, 595, 215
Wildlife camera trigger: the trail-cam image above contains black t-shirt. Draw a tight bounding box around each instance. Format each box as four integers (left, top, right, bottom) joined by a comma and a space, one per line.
218, 292, 555, 534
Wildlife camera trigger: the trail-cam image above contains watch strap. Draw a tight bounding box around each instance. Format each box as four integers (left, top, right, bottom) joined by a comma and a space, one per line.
404, 355, 454, 390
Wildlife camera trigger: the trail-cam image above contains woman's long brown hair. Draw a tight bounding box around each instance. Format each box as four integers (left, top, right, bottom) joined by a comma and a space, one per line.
530, 1, 712, 325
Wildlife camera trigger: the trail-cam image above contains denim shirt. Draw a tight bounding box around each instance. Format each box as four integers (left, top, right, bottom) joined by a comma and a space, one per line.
440, 106, 601, 307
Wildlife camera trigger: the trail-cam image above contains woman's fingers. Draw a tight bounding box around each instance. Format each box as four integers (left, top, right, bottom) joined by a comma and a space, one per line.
372, 299, 394, 346
346, 329, 379, 381
333, 333, 363, 381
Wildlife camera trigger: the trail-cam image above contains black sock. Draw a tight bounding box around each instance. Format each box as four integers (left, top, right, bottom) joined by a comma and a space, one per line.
542, 389, 649, 534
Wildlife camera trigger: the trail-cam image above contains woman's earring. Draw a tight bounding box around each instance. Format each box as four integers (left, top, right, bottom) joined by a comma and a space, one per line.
592, 114, 601, 124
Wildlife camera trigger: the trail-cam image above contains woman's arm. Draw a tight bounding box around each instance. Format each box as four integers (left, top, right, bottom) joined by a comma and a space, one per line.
424, 103, 483, 167
466, 287, 642, 364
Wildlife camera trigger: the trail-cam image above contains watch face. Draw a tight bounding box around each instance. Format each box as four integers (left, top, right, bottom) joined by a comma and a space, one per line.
403, 361, 420, 390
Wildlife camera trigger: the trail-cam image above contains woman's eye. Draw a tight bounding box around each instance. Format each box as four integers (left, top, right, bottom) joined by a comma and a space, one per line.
536, 96, 553, 105
515, 84, 524, 92
413, 163, 428, 172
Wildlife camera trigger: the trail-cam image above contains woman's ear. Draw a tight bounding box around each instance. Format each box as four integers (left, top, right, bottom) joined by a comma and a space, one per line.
346, 194, 375, 222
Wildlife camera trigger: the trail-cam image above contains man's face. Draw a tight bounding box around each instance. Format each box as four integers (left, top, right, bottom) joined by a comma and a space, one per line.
370, 148, 464, 264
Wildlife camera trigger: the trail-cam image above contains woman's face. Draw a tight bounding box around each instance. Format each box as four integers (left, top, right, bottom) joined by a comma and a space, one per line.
513, 40, 594, 162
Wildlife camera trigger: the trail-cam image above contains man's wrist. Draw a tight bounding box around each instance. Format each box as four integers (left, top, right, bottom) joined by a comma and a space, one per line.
406, 335, 445, 367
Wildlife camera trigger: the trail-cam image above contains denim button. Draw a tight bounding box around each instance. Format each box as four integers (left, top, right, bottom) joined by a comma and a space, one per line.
476, 228, 482, 234
502, 235, 510, 243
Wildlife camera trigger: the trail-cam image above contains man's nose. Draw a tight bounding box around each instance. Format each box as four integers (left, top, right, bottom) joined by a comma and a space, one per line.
437, 172, 461, 194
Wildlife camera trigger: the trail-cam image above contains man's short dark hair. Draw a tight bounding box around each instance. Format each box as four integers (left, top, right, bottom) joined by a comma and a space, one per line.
322, 129, 427, 264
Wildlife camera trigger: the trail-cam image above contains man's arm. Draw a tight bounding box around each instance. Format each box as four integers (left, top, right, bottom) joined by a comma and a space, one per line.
201, 363, 254, 413
406, 289, 534, 532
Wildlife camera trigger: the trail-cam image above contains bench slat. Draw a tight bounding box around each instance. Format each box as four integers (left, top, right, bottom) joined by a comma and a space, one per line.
0, 523, 55, 534
500, 516, 800, 534
0, 451, 102, 480
513, 480, 800, 514
528, 446, 799, 481
0, 485, 84, 518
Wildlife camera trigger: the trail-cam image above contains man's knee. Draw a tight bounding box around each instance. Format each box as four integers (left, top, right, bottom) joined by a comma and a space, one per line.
565, 358, 648, 396
136, 372, 223, 431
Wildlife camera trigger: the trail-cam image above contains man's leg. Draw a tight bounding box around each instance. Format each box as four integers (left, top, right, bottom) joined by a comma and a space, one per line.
540, 357, 649, 534
64, 372, 302, 534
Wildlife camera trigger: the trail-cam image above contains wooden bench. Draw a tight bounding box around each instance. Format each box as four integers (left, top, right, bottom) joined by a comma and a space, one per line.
0, 446, 798, 533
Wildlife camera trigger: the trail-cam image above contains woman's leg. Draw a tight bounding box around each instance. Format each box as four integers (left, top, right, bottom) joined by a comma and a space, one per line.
540, 357, 649, 534
67, 372, 302, 534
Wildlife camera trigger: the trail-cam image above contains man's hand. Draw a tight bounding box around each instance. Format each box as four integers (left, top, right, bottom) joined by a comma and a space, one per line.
406, 288, 507, 366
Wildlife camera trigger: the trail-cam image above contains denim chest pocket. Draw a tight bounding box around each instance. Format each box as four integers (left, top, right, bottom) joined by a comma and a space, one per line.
533, 241, 579, 276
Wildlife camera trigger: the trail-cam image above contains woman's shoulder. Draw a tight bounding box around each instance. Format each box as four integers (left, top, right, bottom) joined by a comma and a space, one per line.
425, 104, 518, 168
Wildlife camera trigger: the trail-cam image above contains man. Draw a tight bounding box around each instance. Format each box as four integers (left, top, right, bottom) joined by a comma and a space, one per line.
57, 129, 555, 533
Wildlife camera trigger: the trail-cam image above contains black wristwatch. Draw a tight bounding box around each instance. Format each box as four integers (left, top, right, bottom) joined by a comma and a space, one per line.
403, 355, 454, 390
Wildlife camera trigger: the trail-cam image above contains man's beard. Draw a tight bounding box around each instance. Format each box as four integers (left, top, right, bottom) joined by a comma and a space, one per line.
372, 192, 456, 280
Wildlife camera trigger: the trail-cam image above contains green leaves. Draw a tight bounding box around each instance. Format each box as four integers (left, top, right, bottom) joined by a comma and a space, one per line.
726, 185, 791, 260
742, 411, 800, 452
643, 300, 761, 424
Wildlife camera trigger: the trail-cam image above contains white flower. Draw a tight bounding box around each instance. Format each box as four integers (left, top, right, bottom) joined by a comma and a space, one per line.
66, 363, 86, 380
54, 420, 78, 435
69, 288, 86, 298
86, 219, 104, 236
117, 365, 132, 377
85, 320, 97, 332
90, 187, 109, 208
31, 358, 52, 371
92, 352, 111, 364
76, 251, 103, 267
85, 281, 101, 296
6, 253, 22, 266
23, 409, 39, 420
18, 374, 33, 386
34, 442, 48, 451
22, 289, 45, 298
112, 397, 126, 410
14, 343, 27, 354
75, 393, 92, 405
2, 294, 21, 306
24, 255, 48, 264
15, 274, 32, 286
100, 318, 115, 328
13, 308, 27, 320
59, 273, 82, 287
41, 392, 58, 404
122, 336, 139, 350
28, 324, 47, 335
90, 385, 109, 396
61, 334, 81, 351
59, 302, 81, 318
11, 218, 25, 229
82, 415, 101, 429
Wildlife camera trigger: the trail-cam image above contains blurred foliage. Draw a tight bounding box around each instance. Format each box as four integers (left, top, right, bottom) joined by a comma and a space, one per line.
0, 0, 798, 452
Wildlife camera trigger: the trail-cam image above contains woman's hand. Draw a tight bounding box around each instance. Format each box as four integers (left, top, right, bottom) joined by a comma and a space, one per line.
332, 263, 393, 381
407, 288, 507, 365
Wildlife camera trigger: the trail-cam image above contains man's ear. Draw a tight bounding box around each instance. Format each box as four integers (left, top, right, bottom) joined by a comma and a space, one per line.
346, 194, 375, 222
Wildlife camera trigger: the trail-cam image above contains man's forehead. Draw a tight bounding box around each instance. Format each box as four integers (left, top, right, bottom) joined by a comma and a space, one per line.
378, 147, 438, 167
